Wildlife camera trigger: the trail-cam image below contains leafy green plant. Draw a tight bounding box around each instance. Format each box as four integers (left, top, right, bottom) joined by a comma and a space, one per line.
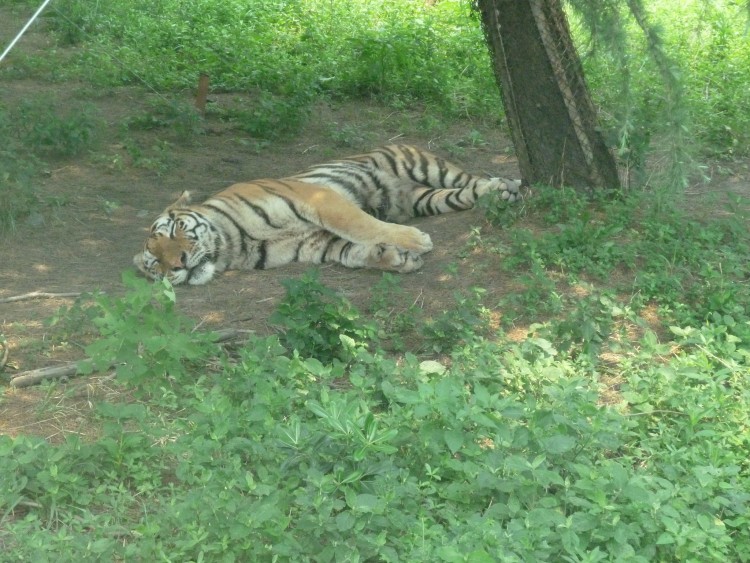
422, 287, 491, 353
215, 90, 314, 140
270, 269, 377, 362
80, 271, 218, 390
15, 99, 102, 157
0, 108, 39, 233
367, 273, 420, 351
122, 138, 175, 175
4, 284, 750, 561
539, 290, 619, 364
512, 253, 564, 317
123, 97, 204, 141
477, 185, 527, 227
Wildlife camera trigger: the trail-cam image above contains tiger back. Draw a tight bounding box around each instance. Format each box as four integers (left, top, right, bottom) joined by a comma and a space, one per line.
133, 144, 521, 285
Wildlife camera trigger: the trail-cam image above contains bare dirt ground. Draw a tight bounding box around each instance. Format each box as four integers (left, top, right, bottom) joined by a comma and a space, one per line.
0, 92, 521, 361
1, 13, 748, 441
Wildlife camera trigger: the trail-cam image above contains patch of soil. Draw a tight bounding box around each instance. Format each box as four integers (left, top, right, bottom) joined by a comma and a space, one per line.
0, 94, 520, 356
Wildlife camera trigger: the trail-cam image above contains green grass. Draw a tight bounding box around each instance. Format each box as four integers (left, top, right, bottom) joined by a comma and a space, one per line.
23, 0, 748, 158
3, 192, 749, 561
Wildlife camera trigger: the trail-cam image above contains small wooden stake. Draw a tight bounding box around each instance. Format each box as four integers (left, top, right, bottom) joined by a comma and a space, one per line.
195, 73, 210, 114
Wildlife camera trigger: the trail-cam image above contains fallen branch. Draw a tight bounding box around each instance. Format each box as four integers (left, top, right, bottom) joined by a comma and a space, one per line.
9, 328, 253, 388
9, 363, 81, 388
0, 291, 83, 304
0, 340, 8, 371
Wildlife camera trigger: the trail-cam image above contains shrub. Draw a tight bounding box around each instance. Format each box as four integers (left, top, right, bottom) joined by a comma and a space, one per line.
270, 269, 377, 363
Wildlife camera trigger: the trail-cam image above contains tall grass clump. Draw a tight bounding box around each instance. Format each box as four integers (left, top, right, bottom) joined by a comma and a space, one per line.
0, 97, 102, 232
571, 0, 750, 188
43, 0, 500, 122
6, 0, 750, 175
0, 107, 38, 234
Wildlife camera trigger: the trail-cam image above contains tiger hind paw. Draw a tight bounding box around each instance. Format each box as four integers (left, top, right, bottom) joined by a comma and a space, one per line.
484, 177, 523, 203
370, 244, 425, 273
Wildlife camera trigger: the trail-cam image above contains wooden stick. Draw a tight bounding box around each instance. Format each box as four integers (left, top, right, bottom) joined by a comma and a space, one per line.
195, 73, 210, 114
9, 328, 253, 387
0, 291, 82, 304
9, 363, 82, 388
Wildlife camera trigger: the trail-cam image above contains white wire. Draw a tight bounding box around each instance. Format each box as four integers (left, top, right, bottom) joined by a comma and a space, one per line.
0, 0, 55, 64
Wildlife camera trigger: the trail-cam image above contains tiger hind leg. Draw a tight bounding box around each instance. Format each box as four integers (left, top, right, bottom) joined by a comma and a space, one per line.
411, 176, 523, 217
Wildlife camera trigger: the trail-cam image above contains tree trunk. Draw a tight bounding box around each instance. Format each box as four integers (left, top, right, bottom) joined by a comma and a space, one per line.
477, 0, 620, 189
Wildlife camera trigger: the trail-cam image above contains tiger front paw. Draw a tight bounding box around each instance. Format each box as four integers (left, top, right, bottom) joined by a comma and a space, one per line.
396, 227, 433, 254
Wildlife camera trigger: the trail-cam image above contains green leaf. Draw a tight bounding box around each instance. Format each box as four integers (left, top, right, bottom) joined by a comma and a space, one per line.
335, 511, 356, 531
467, 550, 497, 563
444, 429, 464, 454
348, 493, 380, 513
541, 435, 576, 454
656, 532, 675, 545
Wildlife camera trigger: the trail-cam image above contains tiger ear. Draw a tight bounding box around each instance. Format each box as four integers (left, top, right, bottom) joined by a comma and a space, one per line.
167, 191, 192, 210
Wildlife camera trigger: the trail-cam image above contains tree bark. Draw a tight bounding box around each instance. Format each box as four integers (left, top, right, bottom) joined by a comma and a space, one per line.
477, 0, 620, 189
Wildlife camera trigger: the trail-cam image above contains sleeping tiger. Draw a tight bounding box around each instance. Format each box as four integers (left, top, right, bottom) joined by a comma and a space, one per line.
133, 144, 522, 285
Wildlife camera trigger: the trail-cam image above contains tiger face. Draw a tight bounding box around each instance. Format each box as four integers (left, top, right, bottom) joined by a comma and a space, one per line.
133, 212, 217, 285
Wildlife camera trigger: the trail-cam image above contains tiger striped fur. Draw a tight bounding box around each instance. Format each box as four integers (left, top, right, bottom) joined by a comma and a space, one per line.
133, 144, 521, 285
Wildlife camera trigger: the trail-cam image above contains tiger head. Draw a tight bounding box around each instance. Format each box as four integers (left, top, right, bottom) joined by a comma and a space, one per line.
133, 191, 217, 285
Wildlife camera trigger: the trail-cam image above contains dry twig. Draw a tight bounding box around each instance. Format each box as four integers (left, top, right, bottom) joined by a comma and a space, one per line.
0, 291, 82, 304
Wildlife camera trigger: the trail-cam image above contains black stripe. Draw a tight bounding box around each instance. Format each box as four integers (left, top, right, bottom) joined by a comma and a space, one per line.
413, 189, 433, 216
379, 148, 401, 177
339, 241, 354, 261
399, 147, 419, 182
370, 173, 391, 218
254, 240, 268, 269
444, 192, 465, 211
452, 187, 469, 206
235, 194, 281, 228
282, 197, 309, 223
270, 179, 305, 191
293, 239, 305, 262
423, 191, 440, 215
437, 161, 450, 188
203, 203, 255, 255
417, 151, 430, 183
258, 188, 310, 224
321, 236, 341, 262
